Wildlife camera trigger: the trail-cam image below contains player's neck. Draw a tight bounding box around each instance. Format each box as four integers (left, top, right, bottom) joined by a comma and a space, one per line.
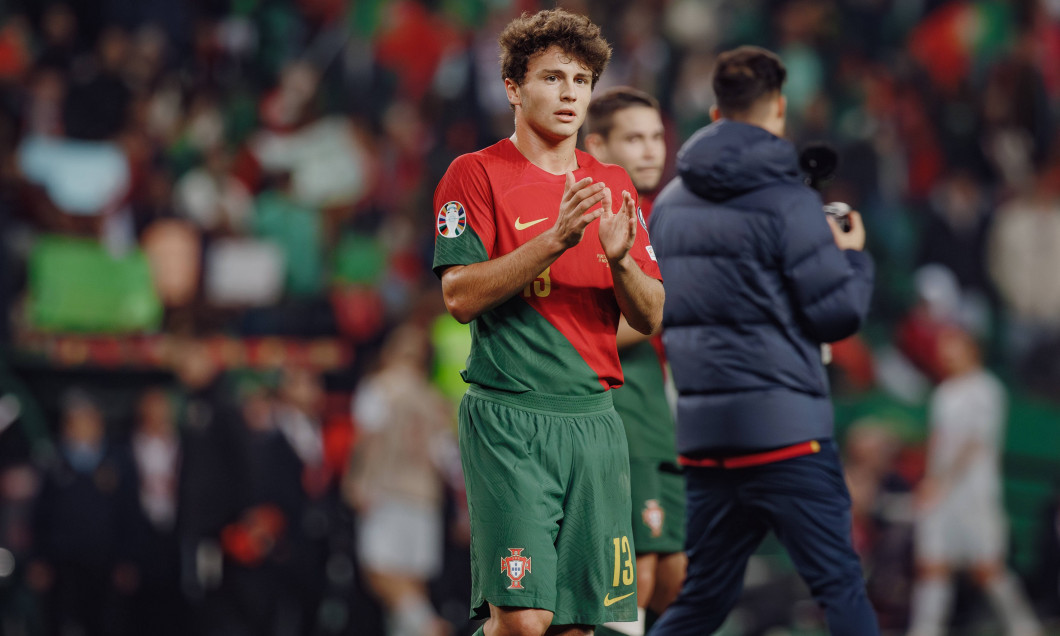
510, 129, 578, 175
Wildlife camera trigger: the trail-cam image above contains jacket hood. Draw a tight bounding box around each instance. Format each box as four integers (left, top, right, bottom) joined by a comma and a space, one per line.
676, 120, 802, 202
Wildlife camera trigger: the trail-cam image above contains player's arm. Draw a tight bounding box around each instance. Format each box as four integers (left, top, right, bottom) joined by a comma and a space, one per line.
600, 188, 664, 336
441, 174, 609, 323
616, 316, 652, 349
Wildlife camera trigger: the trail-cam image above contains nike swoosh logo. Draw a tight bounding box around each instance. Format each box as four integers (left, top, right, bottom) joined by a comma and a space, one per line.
515, 217, 548, 231
603, 591, 634, 607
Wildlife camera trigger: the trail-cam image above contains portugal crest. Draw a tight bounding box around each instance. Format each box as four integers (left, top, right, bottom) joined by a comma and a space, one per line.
501, 548, 531, 589
437, 201, 466, 238
642, 499, 664, 538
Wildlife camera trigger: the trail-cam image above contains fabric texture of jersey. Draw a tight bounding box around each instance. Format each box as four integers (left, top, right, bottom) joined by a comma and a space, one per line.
433, 139, 662, 395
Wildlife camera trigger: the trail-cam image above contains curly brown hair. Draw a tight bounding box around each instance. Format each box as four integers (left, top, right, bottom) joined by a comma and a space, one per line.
499, 8, 612, 89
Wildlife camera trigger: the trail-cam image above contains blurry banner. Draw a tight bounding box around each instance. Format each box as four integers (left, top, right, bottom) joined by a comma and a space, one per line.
28, 235, 162, 333
13, 332, 351, 371
17, 135, 131, 215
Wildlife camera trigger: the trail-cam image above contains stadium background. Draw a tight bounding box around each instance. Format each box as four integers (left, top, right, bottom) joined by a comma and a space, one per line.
0, 0, 1058, 634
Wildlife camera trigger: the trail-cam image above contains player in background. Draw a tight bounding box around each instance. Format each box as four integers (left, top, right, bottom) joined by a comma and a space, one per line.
432, 9, 664, 636
584, 87, 686, 636
908, 325, 1042, 636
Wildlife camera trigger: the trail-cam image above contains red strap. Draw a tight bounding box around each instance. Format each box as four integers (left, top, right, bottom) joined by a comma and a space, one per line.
679, 440, 822, 469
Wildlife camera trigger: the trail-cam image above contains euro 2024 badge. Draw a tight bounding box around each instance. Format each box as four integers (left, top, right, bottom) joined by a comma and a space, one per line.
437, 201, 466, 238
501, 548, 531, 589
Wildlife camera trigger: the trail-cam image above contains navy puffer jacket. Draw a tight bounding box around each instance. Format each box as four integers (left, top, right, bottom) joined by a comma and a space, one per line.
649, 120, 874, 454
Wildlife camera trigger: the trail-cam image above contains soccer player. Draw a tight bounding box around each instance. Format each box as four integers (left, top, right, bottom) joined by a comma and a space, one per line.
908, 325, 1042, 636
432, 9, 664, 636
584, 87, 686, 636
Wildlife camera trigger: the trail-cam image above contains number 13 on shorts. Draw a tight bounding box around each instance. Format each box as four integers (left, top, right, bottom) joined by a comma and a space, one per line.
612, 536, 634, 587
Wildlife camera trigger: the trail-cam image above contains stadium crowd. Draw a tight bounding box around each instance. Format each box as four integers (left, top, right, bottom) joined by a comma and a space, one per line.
0, 0, 1058, 634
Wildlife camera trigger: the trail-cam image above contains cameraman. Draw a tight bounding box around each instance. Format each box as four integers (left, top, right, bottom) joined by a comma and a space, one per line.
648, 46, 878, 635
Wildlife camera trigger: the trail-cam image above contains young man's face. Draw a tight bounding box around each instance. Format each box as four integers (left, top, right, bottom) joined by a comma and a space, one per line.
589, 106, 666, 192
506, 45, 594, 144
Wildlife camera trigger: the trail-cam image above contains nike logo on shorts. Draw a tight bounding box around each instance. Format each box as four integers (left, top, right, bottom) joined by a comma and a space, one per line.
603, 591, 634, 606
515, 217, 548, 230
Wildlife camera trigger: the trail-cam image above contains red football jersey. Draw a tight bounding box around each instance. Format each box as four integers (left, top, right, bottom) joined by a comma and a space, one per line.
433, 139, 662, 393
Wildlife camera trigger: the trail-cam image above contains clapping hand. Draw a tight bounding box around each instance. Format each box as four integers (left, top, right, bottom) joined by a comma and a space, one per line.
599, 188, 637, 264
552, 172, 607, 249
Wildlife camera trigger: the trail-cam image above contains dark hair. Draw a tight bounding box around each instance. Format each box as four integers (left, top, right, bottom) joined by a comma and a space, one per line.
499, 9, 612, 89
712, 46, 787, 116
586, 86, 660, 137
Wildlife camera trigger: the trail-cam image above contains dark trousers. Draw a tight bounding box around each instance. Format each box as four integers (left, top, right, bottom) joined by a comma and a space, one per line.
651, 440, 879, 636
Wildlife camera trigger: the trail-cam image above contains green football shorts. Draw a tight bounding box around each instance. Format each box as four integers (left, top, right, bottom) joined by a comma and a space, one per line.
459, 385, 638, 625
628, 458, 685, 554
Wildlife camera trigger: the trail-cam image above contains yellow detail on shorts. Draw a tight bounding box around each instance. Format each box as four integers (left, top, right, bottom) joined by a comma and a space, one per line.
611, 535, 634, 587
810, 440, 821, 453
603, 591, 634, 606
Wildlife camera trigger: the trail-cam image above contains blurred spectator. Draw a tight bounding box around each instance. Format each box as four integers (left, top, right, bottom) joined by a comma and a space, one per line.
917, 169, 996, 303
140, 217, 202, 321
258, 60, 320, 133
210, 367, 334, 636
214, 377, 297, 636
62, 25, 130, 141
123, 25, 170, 97
251, 173, 324, 299
22, 66, 66, 137
843, 420, 915, 630
887, 265, 957, 405
132, 387, 180, 540
128, 386, 188, 636
1029, 484, 1060, 620
28, 388, 140, 636
908, 326, 1042, 636
892, 264, 987, 392
979, 49, 1053, 191
174, 144, 252, 236
167, 337, 239, 629
344, 323, 459, 636
271, 367, 337, 630
34, 4, 77, 72
0, 460, 42, 633
987, 161, 1060, 376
